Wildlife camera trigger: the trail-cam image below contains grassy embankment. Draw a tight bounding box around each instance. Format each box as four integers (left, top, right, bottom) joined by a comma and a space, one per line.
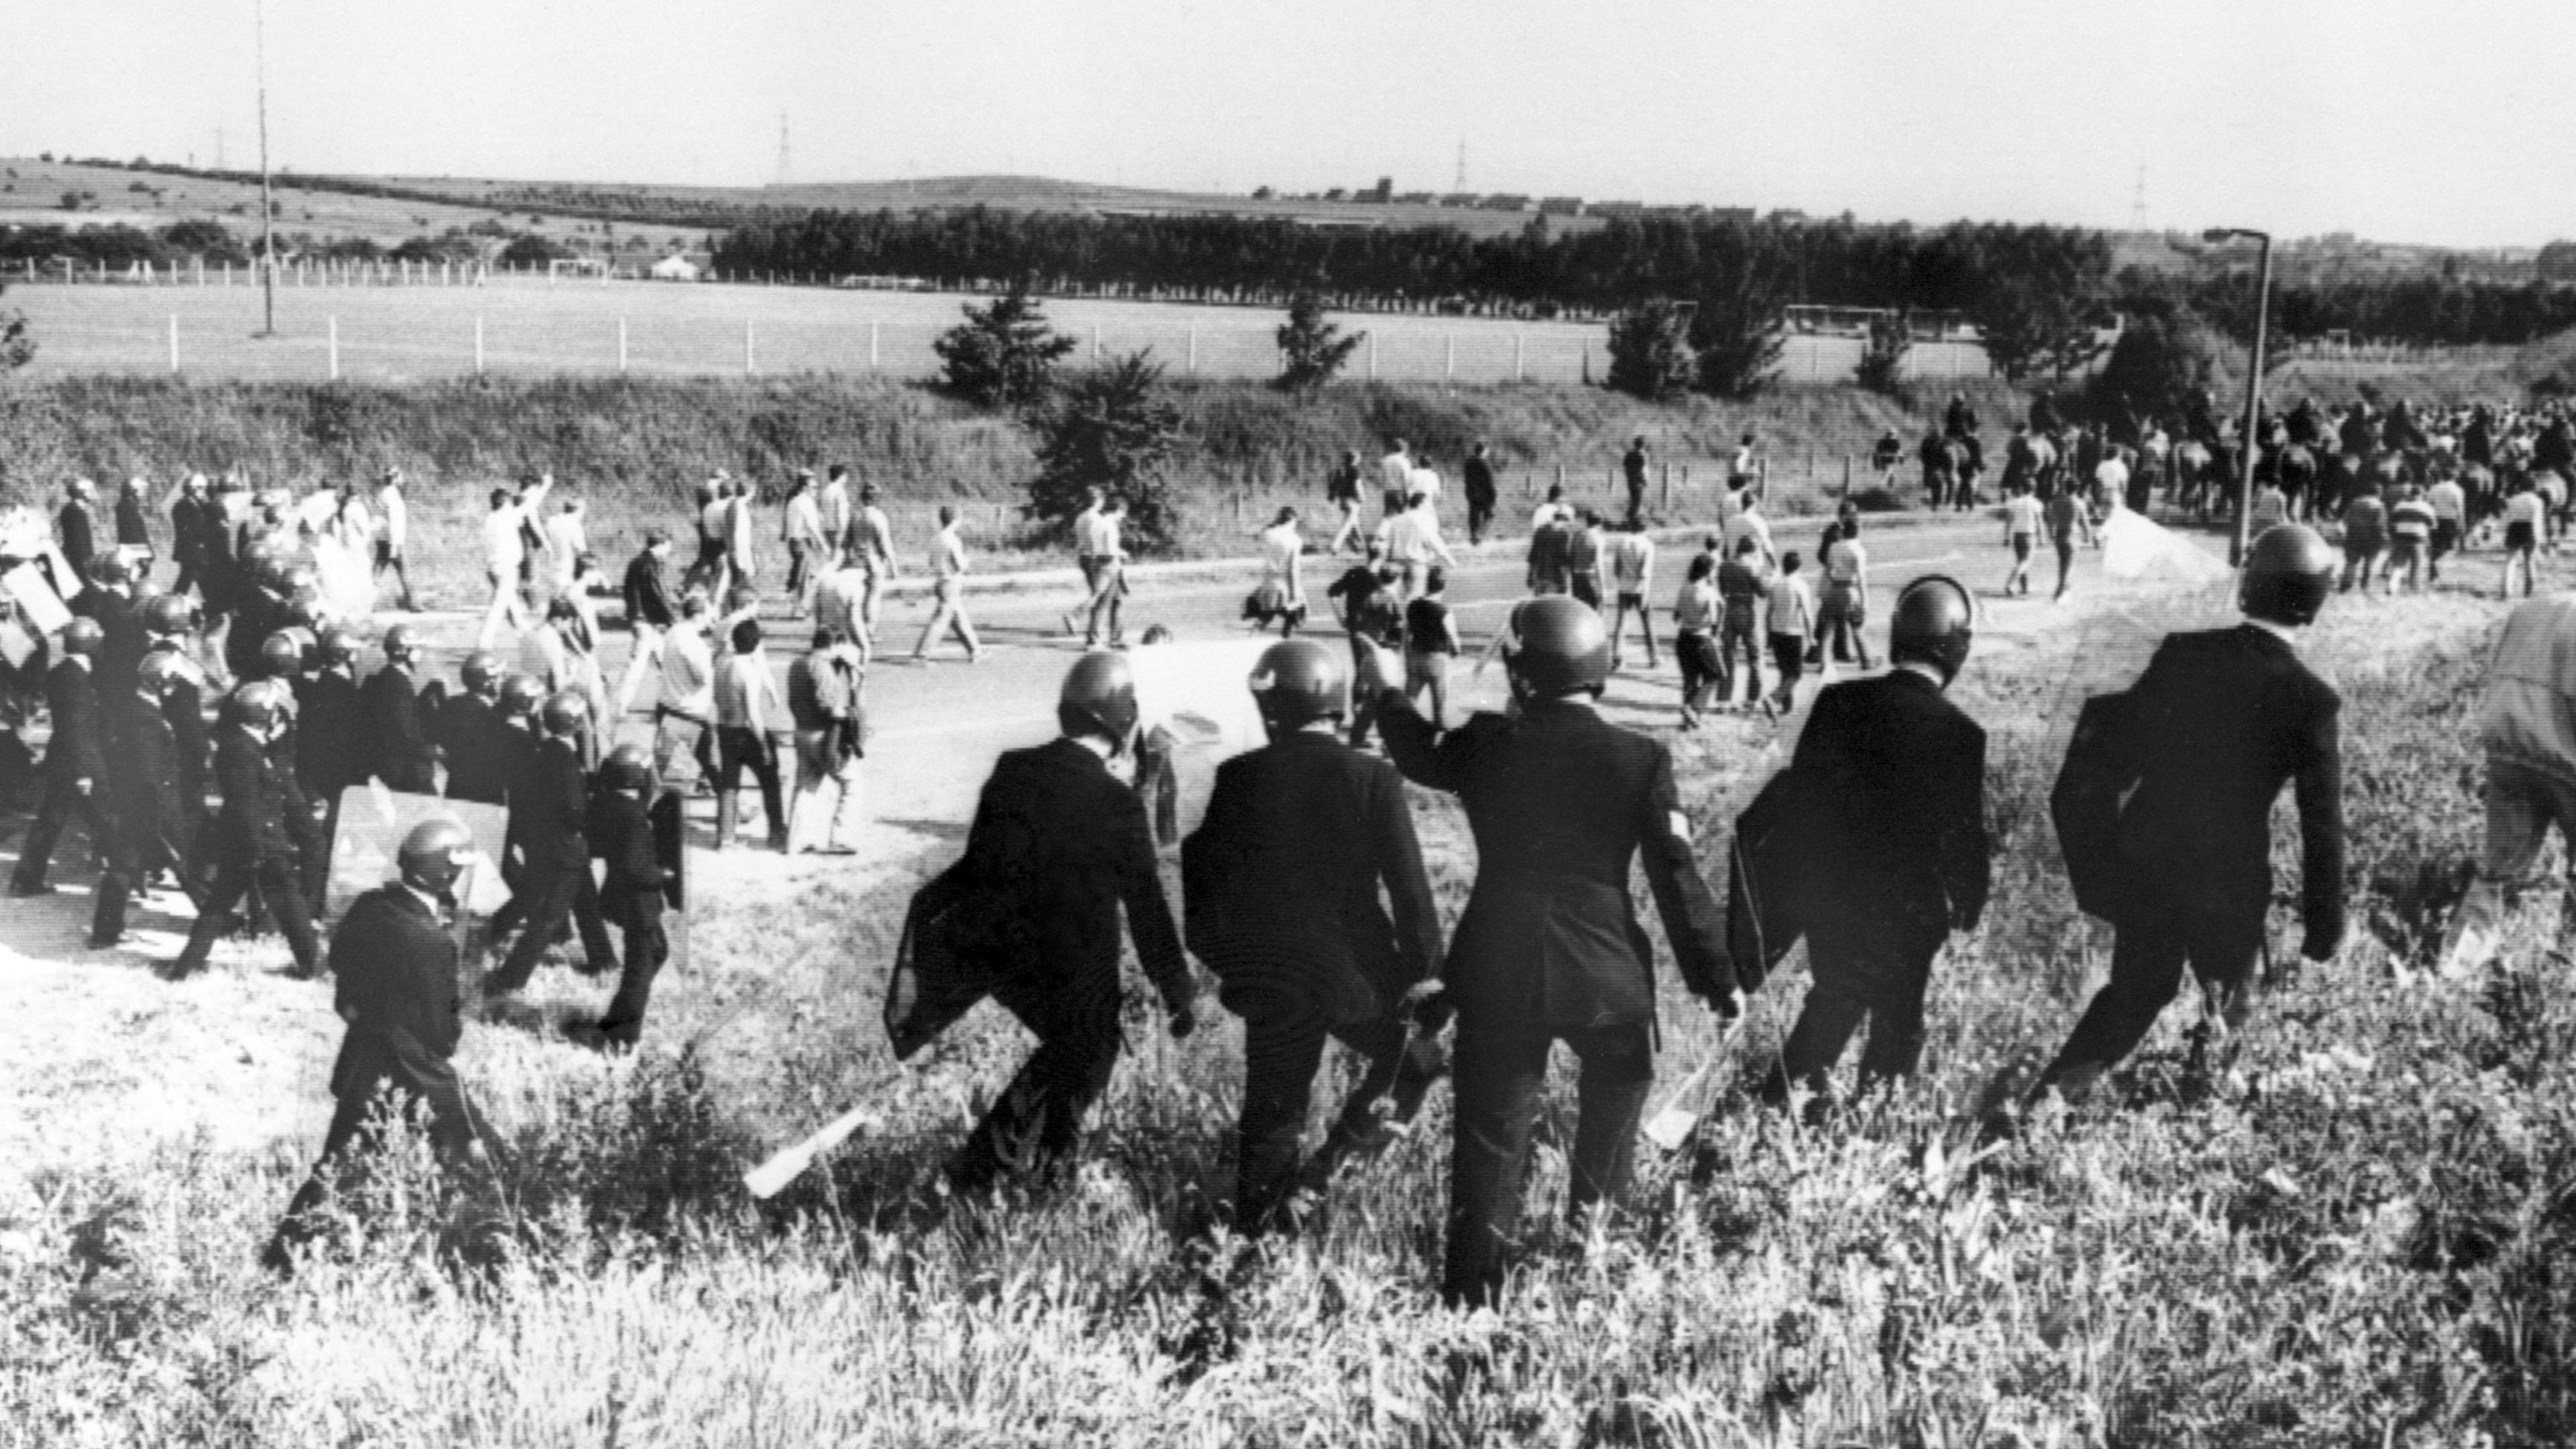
0, 374, 2012, 600
7, 576, 2574, 1445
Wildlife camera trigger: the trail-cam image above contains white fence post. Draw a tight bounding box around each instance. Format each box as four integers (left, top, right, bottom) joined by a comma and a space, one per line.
328, 317, 340, 380
869, 320, 880, 369
745, 319, 757, 376
1446, 334, 1456, 382
474, 316, 486, 375
619, 318, 629, 373
1514, 333, 1525, 381
168, 315, 179, 373
1368, 331, 1378, 380
1187, 325, 1197, 374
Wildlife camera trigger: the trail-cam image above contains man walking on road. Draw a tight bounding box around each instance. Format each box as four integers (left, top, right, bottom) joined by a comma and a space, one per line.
1375, 597, 1739, 1307
11, 619, 109, 899
1378, 437, 1413, 526
1071, 490, 1130, 649
1622, 436, 1650, 524
912, 506, 985, 664
371, 469, 420, 613
2441, 593, 2576, 976
477, 488, 535, 651
616, 531, 678, 717
853, 481, 899, 640
172, 682, 321, 979
786, 628, 865, 855
1605, 519, 1659, 672
1185, 639, 1448, 1232
1463, 443, 1499, 545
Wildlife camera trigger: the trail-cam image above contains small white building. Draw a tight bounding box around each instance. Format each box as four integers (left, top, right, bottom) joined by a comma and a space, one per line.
649, 254, 702, 282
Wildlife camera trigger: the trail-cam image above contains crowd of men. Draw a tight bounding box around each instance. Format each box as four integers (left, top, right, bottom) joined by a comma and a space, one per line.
3, 404, 2506, 1303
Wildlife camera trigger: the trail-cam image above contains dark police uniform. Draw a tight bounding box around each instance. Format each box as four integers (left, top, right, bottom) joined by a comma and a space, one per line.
2036, 623, 2344, 1099
1183, 727, 1445, 1231
94, 688, 188, 947
484, 733, 615, 991
1379, 692, 1730, 1305
1760, 669, 1988, 1101
78, 587, 147, 700
589, 785, 669, 1044
436, 691, 513, 807
264, 881, 493, 1270
11, 655, 108, 895
142, 640, 213, 822
947, 737, 1194, 1195
174, 718, 321, 976
360, 658, 439, 794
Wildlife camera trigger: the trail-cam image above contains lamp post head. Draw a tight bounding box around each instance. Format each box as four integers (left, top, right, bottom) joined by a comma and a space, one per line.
2203, 227, 2270, 246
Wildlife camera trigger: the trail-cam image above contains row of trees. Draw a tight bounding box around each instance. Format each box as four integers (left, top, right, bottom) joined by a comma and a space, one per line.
0, 221, 576, 270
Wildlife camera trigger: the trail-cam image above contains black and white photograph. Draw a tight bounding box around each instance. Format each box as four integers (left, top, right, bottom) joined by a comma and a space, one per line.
7, 1, 2576, 1442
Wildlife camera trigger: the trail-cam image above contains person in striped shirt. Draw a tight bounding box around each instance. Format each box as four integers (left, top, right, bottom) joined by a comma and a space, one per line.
2387, 482, 2436, 594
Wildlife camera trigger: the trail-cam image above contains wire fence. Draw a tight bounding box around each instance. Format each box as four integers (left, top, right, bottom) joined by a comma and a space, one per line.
11, 268, 1996, 387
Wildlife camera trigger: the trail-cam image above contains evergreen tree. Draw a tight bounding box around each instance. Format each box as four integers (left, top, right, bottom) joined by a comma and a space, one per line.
934, 282, 1077, 409
1604, 300, 1695, 401
1027, 352, 1185, 552
1273, 292, 1364, 393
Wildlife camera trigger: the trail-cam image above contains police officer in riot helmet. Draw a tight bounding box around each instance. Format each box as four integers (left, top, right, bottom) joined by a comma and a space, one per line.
2027, 523, 2345, 1112
171, 680, 322, 977
482, 690, 617, 995
1373, 595, 1737, 1306
943, 650, 1198, 1197
9, 619, 110, 898
1182, 637, 1447, 1233
1748, 576, 1990, 1111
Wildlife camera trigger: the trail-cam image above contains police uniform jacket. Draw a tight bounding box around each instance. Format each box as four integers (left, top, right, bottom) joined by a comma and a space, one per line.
957, 737, 1192, 1017
42, 659, 105, 784
436, 694, 513, 806
293, 666, 365, 801
1182, 729, 1442, 1026
58, 502, 95, 576
141, 643, 211, 812
2111, 624, 2345, 953
212, 722, 297, 863
514, 735, 591, 869
1787, 670, 1990, 951
104, 692, 187, 849
1379, 696, 1728, 1029
360, 661, 436, 790
588, 788, 665, 918
326, 884, 469, 1116
78, 590, 147, 698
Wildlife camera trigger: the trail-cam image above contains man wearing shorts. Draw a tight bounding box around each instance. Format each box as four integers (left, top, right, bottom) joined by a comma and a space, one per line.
2001, 484, 2041, 597
1566, 510, 1605, 609
2427, 470, 2467, 583
1819, 517, 1873, 667
2504, 475, 2546, 599
2339, 486, 2389, 594
1766, 551, 1815, 714
1605, 519, 1658, 671
2389, 482, 2436, 593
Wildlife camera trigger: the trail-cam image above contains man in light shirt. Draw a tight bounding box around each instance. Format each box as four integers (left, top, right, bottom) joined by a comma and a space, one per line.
2094, 451, 2133, 519
1378, 437, 1413, 524
1383, 492, 1457, 603
2001, 484, 2043, 597
372, 468, 418, 612
652, 592, 722, 789
813, 551, 873, 667
1409, 455, 1443, 509
543, 498, 589, 596
478, 487, 535, 651
1765, 550, 1817, 714
2443, 592, 2576, 976
1604, 519, 1658, 671
1723, 491, 1775, 568
1071, 490, 1129, 649
724, 478, 759, 595
913, 505, 984, 663
2427, 471, 2467, 584
818, 464, 855, 566
782, 470, 828, 617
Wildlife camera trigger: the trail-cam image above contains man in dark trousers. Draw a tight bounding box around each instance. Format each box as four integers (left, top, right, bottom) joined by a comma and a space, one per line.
58, 479, 99, 586
140, 594, 213, 833
2031, 524, 2346, 1108
1462, 441, 1500, 545
172, 681, 321, 978
947, 651, 1199, 1197
262, 818, 496, 1273
11, 619, 109, 898
484, 674, 548, 942
254, 630, 333, 917
360, 623, 438, 794
1621, 436, 1650, 524
94, 653, 193, 949
435, 652, 513, 807
582, 744, 669, 1049
1754, 578, 1989, 1107
482, 691, 615, 994
1375, 596, 1739, 1307
75, 553, 147, 700
1183, 639, 1446, 1234
293, 627, 367, 904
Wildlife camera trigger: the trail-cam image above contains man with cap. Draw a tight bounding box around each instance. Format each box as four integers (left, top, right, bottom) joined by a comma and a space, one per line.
1183, 639, 1446, 1233
484, 691, 616, 994
2027, 523, 2346, 1110
11, 619, 110, 898
262, 817, 495, 1273
1746, 577, 1989, 1108
946, 651, 1199, 1197
94, 653, 193, 949
360, 624, 438, 794
581, 743, 670, 1049
172, 681, 321, 977
1372, 596, 1738, 1306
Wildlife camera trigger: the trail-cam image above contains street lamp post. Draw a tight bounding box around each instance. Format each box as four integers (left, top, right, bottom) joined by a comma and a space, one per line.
2204, 227, 2273, 566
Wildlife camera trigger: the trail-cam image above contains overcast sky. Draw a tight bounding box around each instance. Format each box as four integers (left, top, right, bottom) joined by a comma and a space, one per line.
11, 0, 2571, 248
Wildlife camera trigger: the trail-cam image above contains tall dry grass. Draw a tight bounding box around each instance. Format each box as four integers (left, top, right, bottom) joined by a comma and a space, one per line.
7, 588, 2573, 1446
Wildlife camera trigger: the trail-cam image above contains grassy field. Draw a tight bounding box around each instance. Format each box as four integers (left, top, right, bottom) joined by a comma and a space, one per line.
5, 563, 2574, 1444
2, 276, 1994, 389
0, 372, 2000, 590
